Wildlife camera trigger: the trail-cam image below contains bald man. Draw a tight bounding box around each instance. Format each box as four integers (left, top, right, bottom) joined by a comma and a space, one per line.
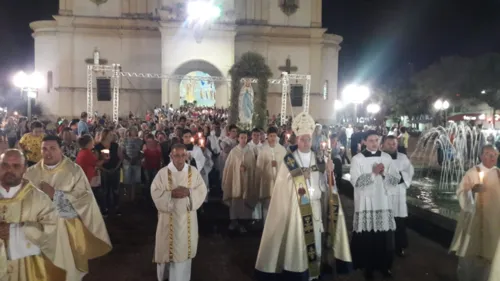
0, 149, 65, 280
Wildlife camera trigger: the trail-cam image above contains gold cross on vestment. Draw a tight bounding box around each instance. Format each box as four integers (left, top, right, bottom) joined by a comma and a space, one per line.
304, 216, 314, 232
286, 157, 296, 167
308, 246, 316, 260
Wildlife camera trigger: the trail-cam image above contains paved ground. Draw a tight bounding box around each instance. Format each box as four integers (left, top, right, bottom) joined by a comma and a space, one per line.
85, 191, 458, 281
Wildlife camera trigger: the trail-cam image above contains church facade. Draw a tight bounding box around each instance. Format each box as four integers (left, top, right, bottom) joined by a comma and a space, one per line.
30, 0, 342, 122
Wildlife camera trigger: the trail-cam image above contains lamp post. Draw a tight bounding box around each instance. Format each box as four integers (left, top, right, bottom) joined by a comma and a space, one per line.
434, 99, 450, 126
342, 84, 370, 123
12, 71, 44, 121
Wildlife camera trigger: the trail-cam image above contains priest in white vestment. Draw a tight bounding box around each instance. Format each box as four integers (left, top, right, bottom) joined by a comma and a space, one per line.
0, 149, 66, 281
450, 145, 500, 281
218, 125, 238, 180
152, 143, 207, 281
382, 135, 414, 256
253, 127, 286, 224
248, 128, 263, 220
24, 135, 112, 281
222, 130, 256, 233
256, 112, 348, 281
349, 131, 401, 280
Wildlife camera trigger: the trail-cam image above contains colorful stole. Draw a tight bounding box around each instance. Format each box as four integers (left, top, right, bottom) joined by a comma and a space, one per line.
167, 166, 193, 261
283, 152, 319, 277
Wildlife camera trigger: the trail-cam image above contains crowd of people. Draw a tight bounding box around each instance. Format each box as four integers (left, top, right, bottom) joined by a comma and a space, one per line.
0, 104, 497, 281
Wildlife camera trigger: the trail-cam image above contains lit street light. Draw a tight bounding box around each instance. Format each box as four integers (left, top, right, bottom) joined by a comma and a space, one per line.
12, 71, 45, 121
342, 84, 371, 123
367, 103, 381, 114
434, 99, 450, 126
187, 1, 221, 25
434, 99, 450, 110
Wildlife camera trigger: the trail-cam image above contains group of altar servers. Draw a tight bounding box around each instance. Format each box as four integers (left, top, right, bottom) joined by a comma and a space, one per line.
149, 112, 500, 281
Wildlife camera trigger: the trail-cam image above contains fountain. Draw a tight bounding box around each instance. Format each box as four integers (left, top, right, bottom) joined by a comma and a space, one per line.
408, 123, 483, 220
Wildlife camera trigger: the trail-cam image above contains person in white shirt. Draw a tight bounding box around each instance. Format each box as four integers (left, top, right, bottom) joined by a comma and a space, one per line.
382, 135, 414, 257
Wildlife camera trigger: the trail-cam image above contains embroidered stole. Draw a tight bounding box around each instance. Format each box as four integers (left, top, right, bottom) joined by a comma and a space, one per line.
283, 153, 319, 277
167, 166, 193, 261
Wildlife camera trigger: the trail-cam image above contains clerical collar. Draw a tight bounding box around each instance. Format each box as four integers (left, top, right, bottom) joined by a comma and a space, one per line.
361, 150, 381, 157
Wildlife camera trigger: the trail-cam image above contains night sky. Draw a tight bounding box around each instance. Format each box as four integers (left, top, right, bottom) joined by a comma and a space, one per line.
1, 0, 500, 87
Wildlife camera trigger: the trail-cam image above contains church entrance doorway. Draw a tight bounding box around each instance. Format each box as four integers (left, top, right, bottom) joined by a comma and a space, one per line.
179, 71, 216, 107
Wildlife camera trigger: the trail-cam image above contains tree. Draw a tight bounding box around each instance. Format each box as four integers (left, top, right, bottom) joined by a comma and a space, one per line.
413, 54, 500, 125
228, 52, 272, 129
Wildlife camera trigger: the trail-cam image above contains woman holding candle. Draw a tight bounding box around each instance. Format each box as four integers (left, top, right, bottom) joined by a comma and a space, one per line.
95, 129, 123, 217
450, 145, 500, 281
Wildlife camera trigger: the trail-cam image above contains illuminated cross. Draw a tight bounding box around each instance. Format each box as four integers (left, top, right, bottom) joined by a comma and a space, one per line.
279, 56, 298, 74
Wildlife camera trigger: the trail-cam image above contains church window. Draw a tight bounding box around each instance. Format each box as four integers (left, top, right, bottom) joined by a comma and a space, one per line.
323, 80, 328, 100
179, 71, 216, 107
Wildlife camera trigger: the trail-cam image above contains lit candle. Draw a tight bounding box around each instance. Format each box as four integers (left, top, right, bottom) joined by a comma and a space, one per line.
321, 141, 327, 150
479, 171, 485, 184
199, 138, 204, 147
286, 133, 291, 139
190, 137, 195, 143
198, 132, 202, 138
101, 149, 110, 154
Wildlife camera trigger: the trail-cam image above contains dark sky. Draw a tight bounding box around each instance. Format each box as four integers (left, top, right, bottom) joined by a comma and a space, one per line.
1, 0, 500, 87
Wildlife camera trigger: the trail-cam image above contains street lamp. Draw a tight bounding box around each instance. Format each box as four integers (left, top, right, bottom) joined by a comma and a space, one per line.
12, 71, 45, 121
434, 99, 450, 126
367, 103, 381, 114
187, 1, 221, 25
342, 84, 371, 123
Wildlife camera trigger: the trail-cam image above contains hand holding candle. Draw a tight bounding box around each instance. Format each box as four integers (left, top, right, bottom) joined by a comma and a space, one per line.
101, 149, 110, 160
199, 138, 205, 147
321, 141, 327, 150
479, 171, 485, 184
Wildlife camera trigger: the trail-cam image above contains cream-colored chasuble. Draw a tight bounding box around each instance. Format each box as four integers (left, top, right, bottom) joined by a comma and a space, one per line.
450, 165, 500, 281
24, 157, 112, 280
0, 181, 65, 281
222, 145, 257, 208
151, 163, 207, 264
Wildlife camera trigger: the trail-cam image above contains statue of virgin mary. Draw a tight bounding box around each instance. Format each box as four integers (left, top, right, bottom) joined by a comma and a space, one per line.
239, 82, 254, 124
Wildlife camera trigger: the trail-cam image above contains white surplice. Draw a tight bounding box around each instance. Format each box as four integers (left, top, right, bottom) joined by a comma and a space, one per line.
151, 163, 207, 281
386, 152, 414, 218
255, 150, 327, 279
350, 150, 401, 233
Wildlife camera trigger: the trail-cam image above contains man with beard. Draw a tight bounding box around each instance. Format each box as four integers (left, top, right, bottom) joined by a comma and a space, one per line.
0, 149, 66, 280
24, 135, 111, 281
